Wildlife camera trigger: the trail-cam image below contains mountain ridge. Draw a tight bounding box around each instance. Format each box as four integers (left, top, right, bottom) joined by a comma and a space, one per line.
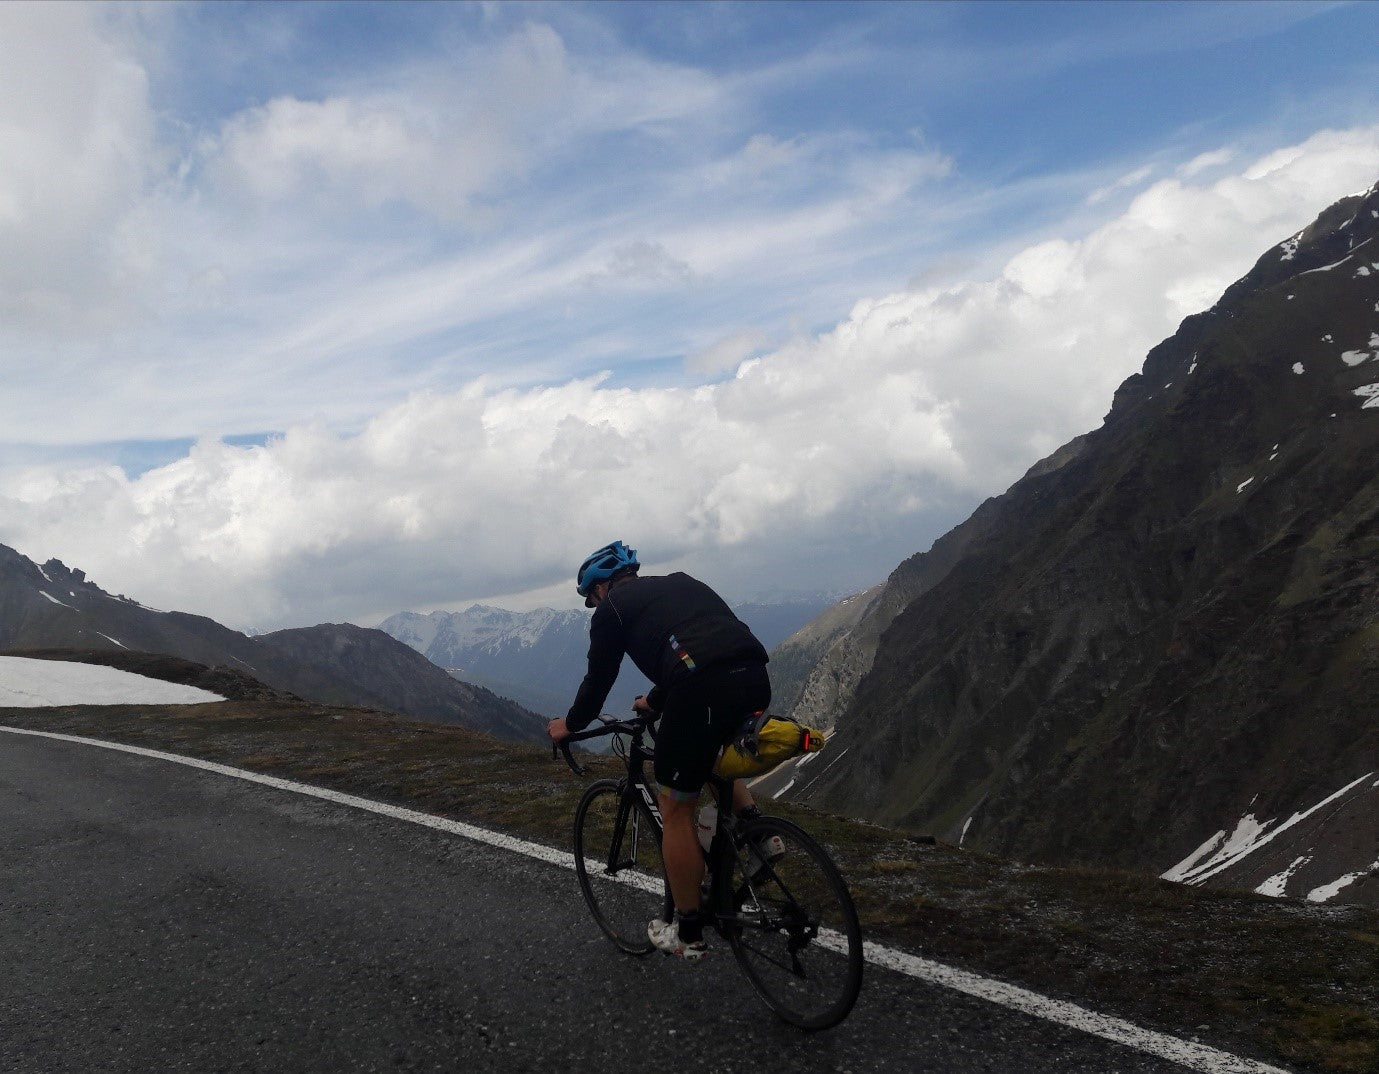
0, 544, 543, 740
780, 179, 1379, 907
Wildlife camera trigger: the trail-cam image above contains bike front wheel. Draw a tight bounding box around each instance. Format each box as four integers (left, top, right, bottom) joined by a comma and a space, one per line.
724, 815, 864, 1030
573, 779, 671, 956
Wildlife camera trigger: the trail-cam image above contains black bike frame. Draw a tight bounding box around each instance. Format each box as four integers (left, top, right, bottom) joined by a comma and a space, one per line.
558, 715, 761, 937
560, 713, 863, 1030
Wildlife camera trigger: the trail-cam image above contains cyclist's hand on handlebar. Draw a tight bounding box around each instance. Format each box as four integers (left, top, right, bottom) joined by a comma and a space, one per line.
631, 695, 655, 715
546, 717, 569, 742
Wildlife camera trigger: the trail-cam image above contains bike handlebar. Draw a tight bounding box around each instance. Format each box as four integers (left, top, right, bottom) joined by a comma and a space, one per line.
551, 711, 658, 775
552, 739, 586, 776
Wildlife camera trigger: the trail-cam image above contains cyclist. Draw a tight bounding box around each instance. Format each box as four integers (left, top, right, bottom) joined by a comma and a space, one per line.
547, 540, 774, 961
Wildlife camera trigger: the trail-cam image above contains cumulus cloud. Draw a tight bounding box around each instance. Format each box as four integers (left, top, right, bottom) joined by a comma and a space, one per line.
5, 124, 1379, 629
209, 23, 573, 222
203, 19, 735, 227
1178, 148, 1237, 179
687, 329, 770, 376
0, 12, 951, 449
4, 6, 1379, 630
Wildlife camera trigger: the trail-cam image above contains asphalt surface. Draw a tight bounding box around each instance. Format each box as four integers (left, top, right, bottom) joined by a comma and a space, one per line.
1, 732, 1207, 1073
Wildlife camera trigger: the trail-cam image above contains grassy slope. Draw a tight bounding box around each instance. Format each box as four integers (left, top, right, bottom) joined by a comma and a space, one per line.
2, 699, 1376, 1073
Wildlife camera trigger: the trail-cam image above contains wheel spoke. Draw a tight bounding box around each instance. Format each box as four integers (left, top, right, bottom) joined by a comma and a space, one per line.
725, 817, 863, 1030
573, 780, 668, 956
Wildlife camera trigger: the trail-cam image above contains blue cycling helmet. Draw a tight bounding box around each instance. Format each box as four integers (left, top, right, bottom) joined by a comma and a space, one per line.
577, 540, 639, 604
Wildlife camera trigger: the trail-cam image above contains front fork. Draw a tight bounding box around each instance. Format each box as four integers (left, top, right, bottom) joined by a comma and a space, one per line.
606, 780, 676, 924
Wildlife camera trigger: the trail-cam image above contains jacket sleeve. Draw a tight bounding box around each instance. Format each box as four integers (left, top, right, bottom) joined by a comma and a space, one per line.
565, 608, 625, 732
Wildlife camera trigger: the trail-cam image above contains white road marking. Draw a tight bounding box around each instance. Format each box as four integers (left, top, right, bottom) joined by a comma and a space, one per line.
2, 726, 1291, 1074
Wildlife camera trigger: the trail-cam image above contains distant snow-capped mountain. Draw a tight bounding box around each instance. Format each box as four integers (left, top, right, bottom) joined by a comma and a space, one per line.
378, 604, 648, 718
378, 593, 835, 719
387, 605, 587, 664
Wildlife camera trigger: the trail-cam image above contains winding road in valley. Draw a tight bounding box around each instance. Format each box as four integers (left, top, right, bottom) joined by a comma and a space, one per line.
1, 730, 1276, 1073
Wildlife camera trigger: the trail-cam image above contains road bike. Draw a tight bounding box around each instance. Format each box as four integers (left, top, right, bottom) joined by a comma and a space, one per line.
555, 711, 863, 1030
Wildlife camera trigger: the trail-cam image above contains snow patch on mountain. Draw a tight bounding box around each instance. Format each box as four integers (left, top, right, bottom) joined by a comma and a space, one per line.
1298, 254, 1353, 276
1255, 855, 1309, 897
1164, 814, 1272, 884
1307, 867, 1376, 903
1164, 772, 1377, 904
0, 656, 224, 707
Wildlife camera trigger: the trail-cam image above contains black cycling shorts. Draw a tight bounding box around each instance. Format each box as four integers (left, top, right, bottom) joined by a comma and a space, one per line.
653, 663, 771, 798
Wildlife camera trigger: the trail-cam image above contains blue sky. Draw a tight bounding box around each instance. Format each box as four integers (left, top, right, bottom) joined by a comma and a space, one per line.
2, 1, 1378, 630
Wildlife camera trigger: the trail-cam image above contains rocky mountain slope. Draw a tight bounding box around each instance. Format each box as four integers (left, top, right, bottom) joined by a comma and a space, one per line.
784, 180, 1379, 907
0, 546, 542, 740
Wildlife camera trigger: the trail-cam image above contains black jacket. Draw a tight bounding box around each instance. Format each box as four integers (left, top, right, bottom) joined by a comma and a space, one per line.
565, 573, 769, 732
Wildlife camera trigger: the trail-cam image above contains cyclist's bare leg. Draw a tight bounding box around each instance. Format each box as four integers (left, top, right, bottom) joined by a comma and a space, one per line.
658, 790, 705, 914
730, 778, 755, 814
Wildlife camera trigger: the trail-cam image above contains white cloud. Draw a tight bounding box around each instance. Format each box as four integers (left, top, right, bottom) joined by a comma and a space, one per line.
3, 7, 1379, 630
1087, 165, 1154, 205
1178, 148, 1237, 179
580, 239, 700, 289
0, 14, 955, 449
687, 329, 770, 376
203, 19, 733, 228
0, 3, 156, 330
5, 124, 1379, 629
209, 24, 572, 222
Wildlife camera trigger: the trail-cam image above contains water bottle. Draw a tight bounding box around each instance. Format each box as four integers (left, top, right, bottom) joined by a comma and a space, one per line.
696, 802, 718, 852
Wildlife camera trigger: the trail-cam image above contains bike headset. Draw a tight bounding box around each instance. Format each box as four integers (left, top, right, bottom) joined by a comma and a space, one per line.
576, 541, 640, 606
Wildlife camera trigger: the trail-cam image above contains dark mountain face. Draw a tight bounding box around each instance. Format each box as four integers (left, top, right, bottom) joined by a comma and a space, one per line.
258, 622, 543, 740
0, 548, 543, 740
774, 501, 1018, 730
791, 181, 1379, 899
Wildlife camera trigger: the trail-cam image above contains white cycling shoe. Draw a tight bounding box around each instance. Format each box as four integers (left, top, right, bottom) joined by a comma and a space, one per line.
648, 918, 708, 961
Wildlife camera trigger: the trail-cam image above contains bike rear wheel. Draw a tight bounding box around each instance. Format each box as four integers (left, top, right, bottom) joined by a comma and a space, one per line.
573, 779, 671, 956
723, 816, 863, 1030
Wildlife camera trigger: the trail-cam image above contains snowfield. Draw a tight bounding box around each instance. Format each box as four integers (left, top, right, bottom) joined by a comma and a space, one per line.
0, 657, 225, 707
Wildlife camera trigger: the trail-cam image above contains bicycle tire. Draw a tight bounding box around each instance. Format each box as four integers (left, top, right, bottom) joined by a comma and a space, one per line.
572, 779, 671, 956
723, 815, 864, 1030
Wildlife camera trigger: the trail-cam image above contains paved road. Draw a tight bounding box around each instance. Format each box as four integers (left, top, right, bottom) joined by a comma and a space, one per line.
1, 732, 1203, 1073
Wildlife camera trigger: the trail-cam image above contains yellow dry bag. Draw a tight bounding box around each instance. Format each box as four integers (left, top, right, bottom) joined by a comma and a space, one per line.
715, 712, 826, 780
